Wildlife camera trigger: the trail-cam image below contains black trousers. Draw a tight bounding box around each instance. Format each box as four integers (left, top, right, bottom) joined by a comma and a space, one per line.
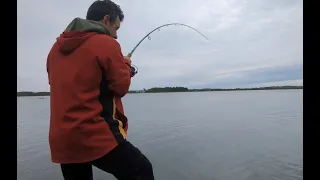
60, 141, 154, 180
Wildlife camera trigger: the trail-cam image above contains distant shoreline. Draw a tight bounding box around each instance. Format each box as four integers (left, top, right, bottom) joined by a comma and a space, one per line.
17, 86, 302, 97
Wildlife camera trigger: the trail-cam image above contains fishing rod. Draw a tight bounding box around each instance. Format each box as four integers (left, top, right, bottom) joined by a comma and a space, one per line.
127, 23, 208, 77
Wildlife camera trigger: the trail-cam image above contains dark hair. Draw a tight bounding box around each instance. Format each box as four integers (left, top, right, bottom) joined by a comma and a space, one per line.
86, 0, 124, 23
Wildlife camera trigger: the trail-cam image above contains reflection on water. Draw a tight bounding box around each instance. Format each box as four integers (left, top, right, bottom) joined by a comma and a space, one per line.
18, 90, 303, 180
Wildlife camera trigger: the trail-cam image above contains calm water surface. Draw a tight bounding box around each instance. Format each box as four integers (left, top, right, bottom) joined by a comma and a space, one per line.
17, 90, 303, 180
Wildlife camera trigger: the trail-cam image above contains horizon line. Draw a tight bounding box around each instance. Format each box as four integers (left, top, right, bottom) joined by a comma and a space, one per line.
17, 85, 303, 93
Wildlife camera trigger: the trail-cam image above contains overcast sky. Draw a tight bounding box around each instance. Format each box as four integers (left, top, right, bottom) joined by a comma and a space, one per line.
17, 0, 303, 91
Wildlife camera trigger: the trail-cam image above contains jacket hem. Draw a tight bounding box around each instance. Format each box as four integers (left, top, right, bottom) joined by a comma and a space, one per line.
50, 143, 118, 164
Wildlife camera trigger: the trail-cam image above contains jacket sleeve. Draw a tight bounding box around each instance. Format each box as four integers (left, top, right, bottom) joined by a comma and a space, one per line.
99, 40, 131, 97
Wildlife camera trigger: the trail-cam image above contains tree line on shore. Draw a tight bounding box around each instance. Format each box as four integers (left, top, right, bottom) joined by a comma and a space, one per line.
17, 86, 302, 96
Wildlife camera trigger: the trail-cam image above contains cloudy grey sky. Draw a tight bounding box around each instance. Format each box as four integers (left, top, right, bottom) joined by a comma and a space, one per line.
17, 0, 303, 91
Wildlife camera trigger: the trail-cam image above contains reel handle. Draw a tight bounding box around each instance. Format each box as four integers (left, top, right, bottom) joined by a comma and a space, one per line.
127, 53, 137, 77
130, 66, 137, 77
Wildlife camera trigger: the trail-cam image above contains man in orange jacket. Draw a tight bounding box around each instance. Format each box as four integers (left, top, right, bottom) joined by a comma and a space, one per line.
46, 0, 154, 179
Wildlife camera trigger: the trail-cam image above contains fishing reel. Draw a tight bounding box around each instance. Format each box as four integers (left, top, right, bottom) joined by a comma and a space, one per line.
130, 64, 138, 77
127, 53, 138, 77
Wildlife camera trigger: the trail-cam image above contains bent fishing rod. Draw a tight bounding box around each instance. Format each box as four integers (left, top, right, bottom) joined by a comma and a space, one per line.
127, 23, 208, 77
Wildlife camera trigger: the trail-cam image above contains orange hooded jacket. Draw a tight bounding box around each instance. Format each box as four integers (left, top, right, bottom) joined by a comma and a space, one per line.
46, 18, 131, 164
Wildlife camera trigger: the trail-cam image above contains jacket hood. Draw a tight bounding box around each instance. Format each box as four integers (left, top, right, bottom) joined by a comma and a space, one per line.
57, 18, 111, 55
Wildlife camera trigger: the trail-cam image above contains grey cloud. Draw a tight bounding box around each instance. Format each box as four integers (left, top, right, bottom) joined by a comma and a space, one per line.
133, 63, 302, 89
17, 0, 303, 91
